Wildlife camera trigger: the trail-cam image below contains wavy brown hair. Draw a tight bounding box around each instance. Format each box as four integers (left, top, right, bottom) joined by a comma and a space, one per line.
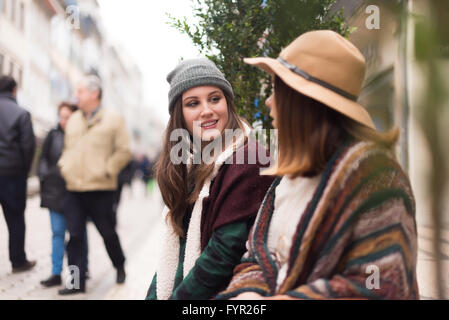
155, 91, 245, 238
265, 75, 399, 178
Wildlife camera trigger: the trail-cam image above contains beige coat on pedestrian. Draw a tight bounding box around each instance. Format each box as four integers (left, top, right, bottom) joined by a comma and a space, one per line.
58, 107, 131, 192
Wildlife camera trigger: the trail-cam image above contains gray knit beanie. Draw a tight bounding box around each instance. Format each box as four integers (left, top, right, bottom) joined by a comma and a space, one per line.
167, 58, 234, 114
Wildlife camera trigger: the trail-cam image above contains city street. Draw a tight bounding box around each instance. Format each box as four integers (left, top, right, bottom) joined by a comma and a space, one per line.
0, 178, 448, 300
0, 0, 448, 303
0, 180, 164, 300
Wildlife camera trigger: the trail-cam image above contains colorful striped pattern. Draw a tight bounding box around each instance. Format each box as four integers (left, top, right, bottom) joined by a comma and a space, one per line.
217, 141, 419, 300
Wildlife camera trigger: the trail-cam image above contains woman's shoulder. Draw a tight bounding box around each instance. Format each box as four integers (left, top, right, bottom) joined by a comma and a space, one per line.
216, 141, 271, 180
333, 140, 414, 203
43, 127, 60, 141
228, 140, 271, 168
212, 141, 275, 193
340, 141, 405, 177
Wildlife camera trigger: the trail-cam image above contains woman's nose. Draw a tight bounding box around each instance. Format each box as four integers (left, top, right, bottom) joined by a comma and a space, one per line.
200, 101, 213, 116
265, 94, 273, 109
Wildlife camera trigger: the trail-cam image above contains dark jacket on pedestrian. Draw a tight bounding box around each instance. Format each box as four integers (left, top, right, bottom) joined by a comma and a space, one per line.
38, 125, 66, 213
0, 92, 36, 176
139, 155, 153, 183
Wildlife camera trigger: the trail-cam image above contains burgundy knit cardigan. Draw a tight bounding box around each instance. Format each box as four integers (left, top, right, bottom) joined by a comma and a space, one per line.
199, 141, 275, 251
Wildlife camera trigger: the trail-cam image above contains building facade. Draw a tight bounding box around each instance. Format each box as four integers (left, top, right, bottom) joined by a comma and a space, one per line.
0, 0, 146, 152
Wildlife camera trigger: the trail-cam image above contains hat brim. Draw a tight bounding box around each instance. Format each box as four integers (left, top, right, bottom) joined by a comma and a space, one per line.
244, 57, 376, 130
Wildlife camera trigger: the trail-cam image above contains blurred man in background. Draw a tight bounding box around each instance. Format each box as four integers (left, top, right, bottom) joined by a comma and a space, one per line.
58, 75, 131, 295
0, 76, 36, 273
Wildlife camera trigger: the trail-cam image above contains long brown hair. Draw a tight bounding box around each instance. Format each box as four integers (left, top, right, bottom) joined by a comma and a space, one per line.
266, 75, 399, 178
155, 91, 244, 238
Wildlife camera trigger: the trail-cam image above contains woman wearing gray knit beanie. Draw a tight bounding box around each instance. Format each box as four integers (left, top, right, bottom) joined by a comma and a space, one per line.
146, 58, 275, 300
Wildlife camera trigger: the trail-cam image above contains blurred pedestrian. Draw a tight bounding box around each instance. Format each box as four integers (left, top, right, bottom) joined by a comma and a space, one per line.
217, 31, 419, 300
57, 75, 131, 295
145, 58, 274, 300
38, 102, 89, 287
0, 75, 36, 273
137, 154, 153, 195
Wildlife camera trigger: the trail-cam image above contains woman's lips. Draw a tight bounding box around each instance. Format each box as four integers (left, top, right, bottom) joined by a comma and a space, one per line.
200, 120, 219, 130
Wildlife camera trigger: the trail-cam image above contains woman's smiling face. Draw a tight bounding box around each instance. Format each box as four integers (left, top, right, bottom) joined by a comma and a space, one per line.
182, 86, 229, 142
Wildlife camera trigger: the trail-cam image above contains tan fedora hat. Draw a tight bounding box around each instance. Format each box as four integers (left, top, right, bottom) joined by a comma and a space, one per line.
244, 30, 376, 129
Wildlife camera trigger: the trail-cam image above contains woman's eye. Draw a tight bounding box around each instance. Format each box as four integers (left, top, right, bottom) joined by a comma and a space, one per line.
210, 96, 222, 103
186, 101, 198, 107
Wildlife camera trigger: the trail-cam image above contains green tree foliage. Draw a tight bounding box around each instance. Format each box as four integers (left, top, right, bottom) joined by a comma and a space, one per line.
169, 0, 351, 128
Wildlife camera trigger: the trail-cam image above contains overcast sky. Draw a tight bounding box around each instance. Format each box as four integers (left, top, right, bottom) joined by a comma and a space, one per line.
97, 0, 201, 123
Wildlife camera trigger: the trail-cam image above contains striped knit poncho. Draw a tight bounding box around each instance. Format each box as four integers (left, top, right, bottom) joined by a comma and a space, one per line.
217, 141, 419, 300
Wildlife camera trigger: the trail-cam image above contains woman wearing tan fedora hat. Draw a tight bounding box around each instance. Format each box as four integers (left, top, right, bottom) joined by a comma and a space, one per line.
216, 30, 419, 300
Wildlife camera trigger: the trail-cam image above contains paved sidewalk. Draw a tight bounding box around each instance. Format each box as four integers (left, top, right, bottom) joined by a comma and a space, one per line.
0, 180, 164, 300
